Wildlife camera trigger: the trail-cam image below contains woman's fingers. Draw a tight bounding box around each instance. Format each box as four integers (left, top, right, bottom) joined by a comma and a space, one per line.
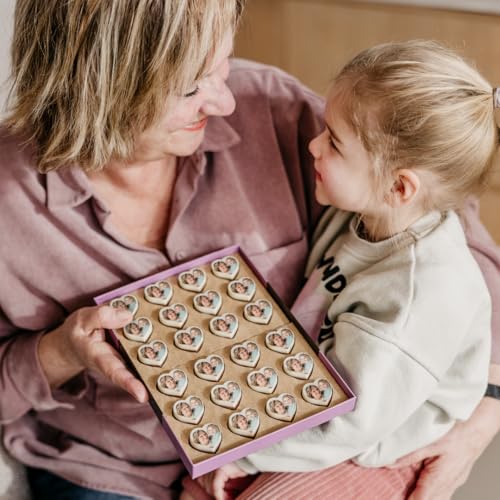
65, 305, 146, 401
92, 346, 148, 402
74, 305, 133, 334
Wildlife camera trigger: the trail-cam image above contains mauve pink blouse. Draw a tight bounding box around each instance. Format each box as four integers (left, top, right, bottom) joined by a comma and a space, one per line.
0, 59, 498, 499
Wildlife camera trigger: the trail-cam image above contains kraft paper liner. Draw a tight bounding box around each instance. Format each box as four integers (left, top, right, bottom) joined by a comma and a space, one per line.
95, 246, 356, 478
155, 322, 349, 464
103, 257, 289, 368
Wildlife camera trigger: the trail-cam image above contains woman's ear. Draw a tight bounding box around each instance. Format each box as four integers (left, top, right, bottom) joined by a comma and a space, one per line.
386, 169, 421, 207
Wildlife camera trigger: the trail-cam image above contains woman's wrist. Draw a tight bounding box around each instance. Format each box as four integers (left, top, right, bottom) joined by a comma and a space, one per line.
488, 362, 500, 386
38, 326, 84, 388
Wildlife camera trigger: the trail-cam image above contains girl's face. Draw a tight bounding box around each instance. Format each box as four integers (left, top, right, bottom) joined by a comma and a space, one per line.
129, 323, 140, 334
272, 334, 284, 346
202, 363, 213, 374
199, 296, 211, 306
217, 320, 228, 331
251, 306, 261, 317
180, 404, 192, 417
184, 274, 195, 284
310, 386, 322, 399
238, 348, 249, 360
164, 377, 176, 389
308, 90, 377, 215
237, 416, 248, 429
144, 347, 156, 359
132, 31, 235, 162
166, 310, 177, 320
218, 388, 230, 401
198, 432, 209, 445
274, 401, 285, 414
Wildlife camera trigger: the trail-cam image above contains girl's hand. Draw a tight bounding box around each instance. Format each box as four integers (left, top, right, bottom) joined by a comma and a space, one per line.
196, 463, 249, 500
38, 305, 148, 402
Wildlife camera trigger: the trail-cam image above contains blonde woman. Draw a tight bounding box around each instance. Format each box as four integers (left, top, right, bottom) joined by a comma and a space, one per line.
0, 1, 499, 499
197, 41, 500, 500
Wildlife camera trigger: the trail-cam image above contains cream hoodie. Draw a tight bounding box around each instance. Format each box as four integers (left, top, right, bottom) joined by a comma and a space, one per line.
238, 209, 491, 473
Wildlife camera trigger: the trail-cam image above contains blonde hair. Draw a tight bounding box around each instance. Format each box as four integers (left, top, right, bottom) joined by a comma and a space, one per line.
332, 40, 499, 212
4, 0, 245, 172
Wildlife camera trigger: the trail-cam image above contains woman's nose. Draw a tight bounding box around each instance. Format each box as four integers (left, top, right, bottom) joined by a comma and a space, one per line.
201, 80, 236, 117
201, 60, 236, 117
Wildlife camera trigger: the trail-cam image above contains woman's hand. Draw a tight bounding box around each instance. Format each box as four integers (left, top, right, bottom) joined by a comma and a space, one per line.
393, 396, 500, 500
38, 305, 148, 403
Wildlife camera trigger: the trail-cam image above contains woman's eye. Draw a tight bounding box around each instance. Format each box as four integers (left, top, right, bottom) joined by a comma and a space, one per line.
183, 86, 200, 98
328, 136, 338, 151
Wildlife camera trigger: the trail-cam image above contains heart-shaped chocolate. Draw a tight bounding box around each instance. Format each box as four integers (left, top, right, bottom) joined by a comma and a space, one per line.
230, 341, 260, 368
228, 408, 260, 438
123, 317, 153, 343
174, 326, 204, 352
265, 327, 295, 354
157, 369, 188, 397
283, 352, 314, 380
211, 256, 239, 280
243, 299, 272, 325
159, 303, 188, 328
210, 381, 242, 410
302, 378, 333, 407
110, 294, 138, 316
189, 423, 222, 454
193, 290, 222, 315
227, 277, 256, 302
265, 393, 297, 422
137, 340, 168, 367
144, 280, 173, 306
178, 268, 207, 292
193, 355, 225, 382
247, 367, 278, 394
209, 313, 238, 339
172, 396, 204, 425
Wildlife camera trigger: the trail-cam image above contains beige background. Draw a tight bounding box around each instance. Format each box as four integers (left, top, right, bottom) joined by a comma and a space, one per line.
235, 0, 500, 244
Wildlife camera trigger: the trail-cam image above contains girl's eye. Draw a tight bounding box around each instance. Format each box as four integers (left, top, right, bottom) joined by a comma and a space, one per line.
183, 86, 200, 98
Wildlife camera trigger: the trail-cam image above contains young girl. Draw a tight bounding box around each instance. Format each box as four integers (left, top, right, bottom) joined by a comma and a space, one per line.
184, 40, 498, 499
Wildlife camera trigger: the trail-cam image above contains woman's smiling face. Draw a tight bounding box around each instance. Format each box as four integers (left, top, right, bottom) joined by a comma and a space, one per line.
132, 32, 236, 162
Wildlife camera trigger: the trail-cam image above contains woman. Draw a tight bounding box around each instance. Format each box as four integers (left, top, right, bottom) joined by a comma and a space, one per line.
0, 1, 499, 499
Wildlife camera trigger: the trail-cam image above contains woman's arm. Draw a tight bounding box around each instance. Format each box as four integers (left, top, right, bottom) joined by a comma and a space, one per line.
0, 304, 147, 425
39, 305, 147, 399
394, 364, 500, 500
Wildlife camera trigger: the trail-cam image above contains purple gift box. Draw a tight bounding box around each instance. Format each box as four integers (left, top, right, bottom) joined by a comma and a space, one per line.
95, 245, 356, 478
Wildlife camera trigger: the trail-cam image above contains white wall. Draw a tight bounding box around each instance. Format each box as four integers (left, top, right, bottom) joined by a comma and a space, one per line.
363, 0, 500, 14
0, 0, 15, 115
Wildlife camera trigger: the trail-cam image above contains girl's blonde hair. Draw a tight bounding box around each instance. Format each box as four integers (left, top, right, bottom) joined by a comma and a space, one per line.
332, 40, 499, 212
4, 0, 245, 172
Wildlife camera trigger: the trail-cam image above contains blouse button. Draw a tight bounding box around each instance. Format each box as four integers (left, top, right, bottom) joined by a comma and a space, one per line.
176, 251, 186, 261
